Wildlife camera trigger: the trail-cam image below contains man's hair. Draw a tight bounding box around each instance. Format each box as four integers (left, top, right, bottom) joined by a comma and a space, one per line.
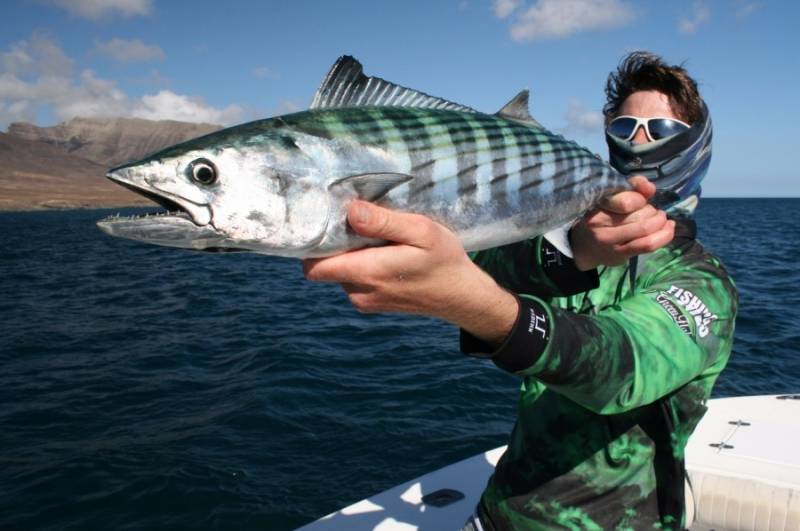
603, 51, 703, 124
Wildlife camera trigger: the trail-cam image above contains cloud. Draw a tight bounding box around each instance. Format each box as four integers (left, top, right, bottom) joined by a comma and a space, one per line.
251, 66, 279, 80
46, 0, 152, 20
1, 30, 72, 78
0, 100, 34, 124
735, 1, 762, 19
93, 38, 165, 63
562, 99, 604, 135
0, 33, 242, 128
507, 0, 636, 42
53, 69, 129, 119
494, 0, 521, 19
678, 2, 711, 34
133, 91, 243, 124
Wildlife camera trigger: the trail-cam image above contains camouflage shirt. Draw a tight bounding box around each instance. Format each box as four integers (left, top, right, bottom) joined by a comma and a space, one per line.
463, 219, 738, 530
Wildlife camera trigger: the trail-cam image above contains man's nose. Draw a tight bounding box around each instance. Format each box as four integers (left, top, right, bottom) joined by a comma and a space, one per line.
632, 125, 649, 144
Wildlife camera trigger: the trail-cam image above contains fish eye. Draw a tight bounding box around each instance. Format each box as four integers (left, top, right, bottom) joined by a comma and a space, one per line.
188, 158, 217, 185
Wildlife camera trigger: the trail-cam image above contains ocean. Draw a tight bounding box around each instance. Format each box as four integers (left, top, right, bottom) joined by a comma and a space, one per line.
1, 198, 798, 530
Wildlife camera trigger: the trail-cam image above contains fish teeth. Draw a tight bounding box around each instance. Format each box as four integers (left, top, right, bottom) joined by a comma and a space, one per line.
101, 210, 182, 222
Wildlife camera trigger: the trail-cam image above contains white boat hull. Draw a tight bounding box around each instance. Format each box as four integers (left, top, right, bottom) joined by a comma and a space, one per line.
299, 395, 800, 531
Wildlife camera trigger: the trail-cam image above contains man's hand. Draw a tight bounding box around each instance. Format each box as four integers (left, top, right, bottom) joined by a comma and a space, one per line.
571, 176, 676, 271
303, 201, 518, 346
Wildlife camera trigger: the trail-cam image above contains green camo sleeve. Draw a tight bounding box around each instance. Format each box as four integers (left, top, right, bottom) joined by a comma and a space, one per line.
517, 249, 738, 415
472, 237, 598, 298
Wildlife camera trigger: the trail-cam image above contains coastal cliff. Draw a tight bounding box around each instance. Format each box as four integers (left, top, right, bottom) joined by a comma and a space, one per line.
0, 117, 221, 211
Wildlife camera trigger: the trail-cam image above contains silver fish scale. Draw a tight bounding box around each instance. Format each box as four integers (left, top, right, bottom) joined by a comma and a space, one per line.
288, 108, 613, 210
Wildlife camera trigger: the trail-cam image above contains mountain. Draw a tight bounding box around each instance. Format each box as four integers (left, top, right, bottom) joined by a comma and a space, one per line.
0, 117, 223, 211
0, 132, 145, 210
7, 117, 221, 168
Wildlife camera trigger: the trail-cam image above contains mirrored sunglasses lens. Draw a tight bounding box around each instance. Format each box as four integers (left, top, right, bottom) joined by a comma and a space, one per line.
648, 119, 690, 140
607, 117, 638, 139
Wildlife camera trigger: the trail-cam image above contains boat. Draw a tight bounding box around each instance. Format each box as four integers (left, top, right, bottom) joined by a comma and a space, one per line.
298, 394, 800, 531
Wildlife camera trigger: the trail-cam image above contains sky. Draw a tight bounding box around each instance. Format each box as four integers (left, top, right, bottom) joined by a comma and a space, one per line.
0, 0, 796, 197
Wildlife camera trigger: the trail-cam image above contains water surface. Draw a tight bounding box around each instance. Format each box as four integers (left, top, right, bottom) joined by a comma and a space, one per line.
1, 199, 797, 530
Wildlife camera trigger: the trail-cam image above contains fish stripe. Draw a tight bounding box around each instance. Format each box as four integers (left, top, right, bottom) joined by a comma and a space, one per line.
448, 114, 478, 205
376, 108, 434, 203
283, 109, 606, 205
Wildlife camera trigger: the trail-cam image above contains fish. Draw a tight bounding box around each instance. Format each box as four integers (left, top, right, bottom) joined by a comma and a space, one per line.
97, 56, 630, 258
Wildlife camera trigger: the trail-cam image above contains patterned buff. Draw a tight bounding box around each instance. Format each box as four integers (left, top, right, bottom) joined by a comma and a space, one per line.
605, 101, 712, 218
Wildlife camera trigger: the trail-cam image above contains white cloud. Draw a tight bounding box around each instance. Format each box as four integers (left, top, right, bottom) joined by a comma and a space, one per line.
0, 98, 35, 124
1, 31, 72, 77
735, 1, 762, 19
251, 66, 279, 80
508, 0, 636, 42
678, 2, 711, 34
0, 73, 36, 101
494, 0, 521, 19
46, 0, 152, 20
1, 44, 35, 75
562, 99, 604, 135
0, 33, 242, 128
52, 69, 129, 120
133, 91, 243, 124
93, 38, 165, 63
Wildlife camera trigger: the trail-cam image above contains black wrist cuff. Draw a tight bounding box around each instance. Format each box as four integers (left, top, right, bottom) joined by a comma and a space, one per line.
540, 238, 599, 294
460, 296, 551, 374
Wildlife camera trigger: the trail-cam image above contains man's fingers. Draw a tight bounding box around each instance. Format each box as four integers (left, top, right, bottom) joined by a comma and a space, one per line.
303, 256, 343, 283
612, 204, 660, 226
593, 210, 668, 244
598, 190, 649, 214
597, 176, 655, 214
303, 250, 379, 284
347, 200, 438, 248
583, 204, 660, 228
616, 220, 676, 255
304, 201, 448, 283
628, 175, 656, 200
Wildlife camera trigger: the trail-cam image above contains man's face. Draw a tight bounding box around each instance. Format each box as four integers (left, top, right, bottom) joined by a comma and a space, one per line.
617, 90, 680, 144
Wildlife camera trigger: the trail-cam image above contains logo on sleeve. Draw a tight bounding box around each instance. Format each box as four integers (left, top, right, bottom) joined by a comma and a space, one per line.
664, 286, 718, 338
655, 293, 693, 337
527, 308, 548, 339
542, 246, 562, 268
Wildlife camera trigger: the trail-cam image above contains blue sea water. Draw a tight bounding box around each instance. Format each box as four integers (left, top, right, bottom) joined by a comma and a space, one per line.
1, 199, 798, 531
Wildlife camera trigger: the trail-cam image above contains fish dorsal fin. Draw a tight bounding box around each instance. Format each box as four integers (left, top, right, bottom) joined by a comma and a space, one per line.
496, 90, 543, 128
328, 172, 413, 202
311, 56, 477, 112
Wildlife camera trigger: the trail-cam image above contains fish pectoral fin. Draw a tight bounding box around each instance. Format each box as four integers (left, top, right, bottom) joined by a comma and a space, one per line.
329, 172, 414, 202
542, 221, 576, 258
496, 89, 544, 129
311, 56, 476, 112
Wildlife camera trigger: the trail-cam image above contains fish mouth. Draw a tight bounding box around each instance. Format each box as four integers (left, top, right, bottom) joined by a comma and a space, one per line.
97, 167, 240, 251
104, 167, 213, 226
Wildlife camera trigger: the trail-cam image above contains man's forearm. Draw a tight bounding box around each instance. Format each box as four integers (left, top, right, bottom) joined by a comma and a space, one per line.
443, 275, 519, 347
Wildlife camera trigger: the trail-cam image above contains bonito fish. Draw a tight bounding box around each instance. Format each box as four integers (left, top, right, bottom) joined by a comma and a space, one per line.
97, 56, 629, 257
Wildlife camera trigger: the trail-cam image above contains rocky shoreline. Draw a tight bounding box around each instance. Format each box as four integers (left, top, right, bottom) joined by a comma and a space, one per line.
0, 199, 150, 212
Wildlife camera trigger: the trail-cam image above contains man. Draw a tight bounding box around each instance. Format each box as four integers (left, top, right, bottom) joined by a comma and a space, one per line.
305, 52, 737, 530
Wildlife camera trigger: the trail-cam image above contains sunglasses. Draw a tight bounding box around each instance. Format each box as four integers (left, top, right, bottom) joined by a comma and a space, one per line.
607, 115, 691, 142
